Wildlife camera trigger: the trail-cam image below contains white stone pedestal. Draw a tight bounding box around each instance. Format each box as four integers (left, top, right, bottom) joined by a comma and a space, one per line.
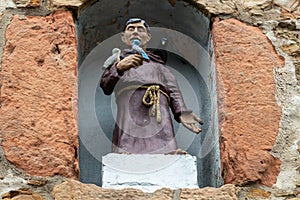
102, 153, 198, 193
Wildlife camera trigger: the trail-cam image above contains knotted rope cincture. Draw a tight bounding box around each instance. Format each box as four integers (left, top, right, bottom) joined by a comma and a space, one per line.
142, 85, 161, 123
116, 85, 170, 124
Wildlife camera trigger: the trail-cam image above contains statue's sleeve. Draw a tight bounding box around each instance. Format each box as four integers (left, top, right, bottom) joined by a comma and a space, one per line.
100, 62, 122, 95
165, 69, 192, 123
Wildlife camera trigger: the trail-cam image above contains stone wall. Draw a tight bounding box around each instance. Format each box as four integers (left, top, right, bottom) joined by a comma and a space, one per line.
0, 0, 299, 199
213, 18, 284, 187
1, 10, 78, 179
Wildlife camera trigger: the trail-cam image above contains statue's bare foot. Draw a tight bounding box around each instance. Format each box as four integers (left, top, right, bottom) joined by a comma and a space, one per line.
172, 148, 189, 155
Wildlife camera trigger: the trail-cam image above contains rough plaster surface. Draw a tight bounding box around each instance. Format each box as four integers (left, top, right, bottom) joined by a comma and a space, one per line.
0, 11, 78, 178
212, 18, 285, 187
52, 179, 238, 200
255, 7, 300, 199
102, 154, 198, 192
0, 0, 16, 11
0, 172, 27, 196
263, 19, 300, 194
0, 11, 13, 72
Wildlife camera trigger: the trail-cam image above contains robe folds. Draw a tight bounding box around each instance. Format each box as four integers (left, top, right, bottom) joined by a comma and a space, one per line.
100, 50, 191, 154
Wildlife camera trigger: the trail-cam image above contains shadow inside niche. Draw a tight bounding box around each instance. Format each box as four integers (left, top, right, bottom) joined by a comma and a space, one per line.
77, 0, 222, 187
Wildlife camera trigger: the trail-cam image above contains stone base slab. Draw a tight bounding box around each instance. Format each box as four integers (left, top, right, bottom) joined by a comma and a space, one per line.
102, 153, 198, 193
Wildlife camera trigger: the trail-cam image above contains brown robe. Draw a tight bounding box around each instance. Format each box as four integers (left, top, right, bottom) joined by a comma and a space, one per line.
100, 50, 191, 154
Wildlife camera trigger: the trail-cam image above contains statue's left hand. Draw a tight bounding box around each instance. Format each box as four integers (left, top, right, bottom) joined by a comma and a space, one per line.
179, 113, 204, 134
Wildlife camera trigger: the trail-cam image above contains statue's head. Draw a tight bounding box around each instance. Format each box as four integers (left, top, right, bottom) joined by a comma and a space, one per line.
121, 18, 151, 50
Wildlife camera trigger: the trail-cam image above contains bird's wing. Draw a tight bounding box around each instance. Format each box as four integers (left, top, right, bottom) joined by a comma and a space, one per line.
103, 54, 118, 69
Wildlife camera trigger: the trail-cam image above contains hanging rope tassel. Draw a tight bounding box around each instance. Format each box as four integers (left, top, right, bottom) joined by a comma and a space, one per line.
142, 85, 162, 123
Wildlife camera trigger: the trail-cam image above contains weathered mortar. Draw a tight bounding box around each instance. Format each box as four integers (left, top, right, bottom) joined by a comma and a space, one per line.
0, 0, 299, 199
269, 24, 300, 197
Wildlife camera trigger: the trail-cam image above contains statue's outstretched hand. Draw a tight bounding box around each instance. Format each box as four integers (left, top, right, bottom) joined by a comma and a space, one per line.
116, 54, 143, 73
179, 113, 204, 134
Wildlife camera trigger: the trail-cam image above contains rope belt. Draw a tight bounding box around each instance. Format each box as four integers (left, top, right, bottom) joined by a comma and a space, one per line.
116, 85, 170, 124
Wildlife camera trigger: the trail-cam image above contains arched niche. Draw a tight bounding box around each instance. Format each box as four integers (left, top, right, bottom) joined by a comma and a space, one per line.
77, 0, 222, 187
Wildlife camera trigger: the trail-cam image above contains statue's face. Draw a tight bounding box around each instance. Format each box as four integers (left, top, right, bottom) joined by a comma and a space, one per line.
121, 22, 151, 49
